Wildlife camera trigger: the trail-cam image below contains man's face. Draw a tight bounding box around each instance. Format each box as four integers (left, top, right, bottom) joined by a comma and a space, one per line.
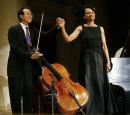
21, 8, 33, 24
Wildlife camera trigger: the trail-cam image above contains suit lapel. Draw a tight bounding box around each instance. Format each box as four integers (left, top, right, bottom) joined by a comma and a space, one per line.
18, 24, 36, 49
18, 24, 28, 45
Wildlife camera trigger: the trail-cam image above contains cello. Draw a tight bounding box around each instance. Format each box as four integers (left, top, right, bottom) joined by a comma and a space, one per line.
39, 56, 89, 115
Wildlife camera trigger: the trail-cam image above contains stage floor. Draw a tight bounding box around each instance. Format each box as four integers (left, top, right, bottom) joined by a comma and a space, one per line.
0, 105, 61, 115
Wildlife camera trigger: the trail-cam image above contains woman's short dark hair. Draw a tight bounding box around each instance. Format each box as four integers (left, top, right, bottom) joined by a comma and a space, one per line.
83, 5, 96, 13
17, 7, 31, 22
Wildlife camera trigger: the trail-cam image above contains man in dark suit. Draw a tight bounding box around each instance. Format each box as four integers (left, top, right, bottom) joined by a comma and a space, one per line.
7, 7, 61, 113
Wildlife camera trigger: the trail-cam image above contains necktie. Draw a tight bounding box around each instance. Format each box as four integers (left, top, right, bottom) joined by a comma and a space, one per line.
25, 27, 32, 47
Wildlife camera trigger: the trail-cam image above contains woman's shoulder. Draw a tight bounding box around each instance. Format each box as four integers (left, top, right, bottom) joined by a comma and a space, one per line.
75, 25, 83, 32
98, 25, 103, 28
98, 26, 104, 33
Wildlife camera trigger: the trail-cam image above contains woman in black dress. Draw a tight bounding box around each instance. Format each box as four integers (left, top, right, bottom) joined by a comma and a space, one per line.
57, 6, 118, 114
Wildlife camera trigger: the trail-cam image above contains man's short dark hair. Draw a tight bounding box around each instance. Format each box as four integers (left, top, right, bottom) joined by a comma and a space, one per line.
17, 7, 31, 22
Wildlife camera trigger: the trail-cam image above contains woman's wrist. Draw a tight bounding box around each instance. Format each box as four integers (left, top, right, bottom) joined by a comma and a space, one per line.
107, 61, 111, 64
107, 60, 111, 65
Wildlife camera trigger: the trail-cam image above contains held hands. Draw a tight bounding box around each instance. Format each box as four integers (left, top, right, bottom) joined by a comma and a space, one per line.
56, 17, 65, 28
30, 51, 43, 59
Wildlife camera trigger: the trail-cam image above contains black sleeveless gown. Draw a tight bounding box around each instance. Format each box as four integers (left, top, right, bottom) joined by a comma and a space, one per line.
79, 25, 118, 114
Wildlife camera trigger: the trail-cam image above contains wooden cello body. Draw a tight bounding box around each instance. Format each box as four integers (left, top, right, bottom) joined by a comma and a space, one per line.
34, 12, 89, 114
39, 57, 89, 115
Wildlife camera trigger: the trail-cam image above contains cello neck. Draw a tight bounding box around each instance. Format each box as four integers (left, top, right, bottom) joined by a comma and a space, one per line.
41, 56, 62, 81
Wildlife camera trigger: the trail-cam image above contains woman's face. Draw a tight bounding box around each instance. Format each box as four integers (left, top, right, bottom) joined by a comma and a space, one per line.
84, 8, 95, 22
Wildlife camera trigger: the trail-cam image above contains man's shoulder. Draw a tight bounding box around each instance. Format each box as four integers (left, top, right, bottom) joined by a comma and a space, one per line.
8, 24, 22, 35
9, 24, 21, 30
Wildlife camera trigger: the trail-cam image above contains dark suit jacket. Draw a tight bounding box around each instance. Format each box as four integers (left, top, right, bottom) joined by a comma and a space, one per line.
7, 24, 59, 79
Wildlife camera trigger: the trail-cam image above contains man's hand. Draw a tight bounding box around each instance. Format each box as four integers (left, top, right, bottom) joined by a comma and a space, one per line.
30, 51, 43, 59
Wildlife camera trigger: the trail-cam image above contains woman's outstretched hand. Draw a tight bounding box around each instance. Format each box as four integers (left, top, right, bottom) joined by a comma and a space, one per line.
56, 17, 65, 28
